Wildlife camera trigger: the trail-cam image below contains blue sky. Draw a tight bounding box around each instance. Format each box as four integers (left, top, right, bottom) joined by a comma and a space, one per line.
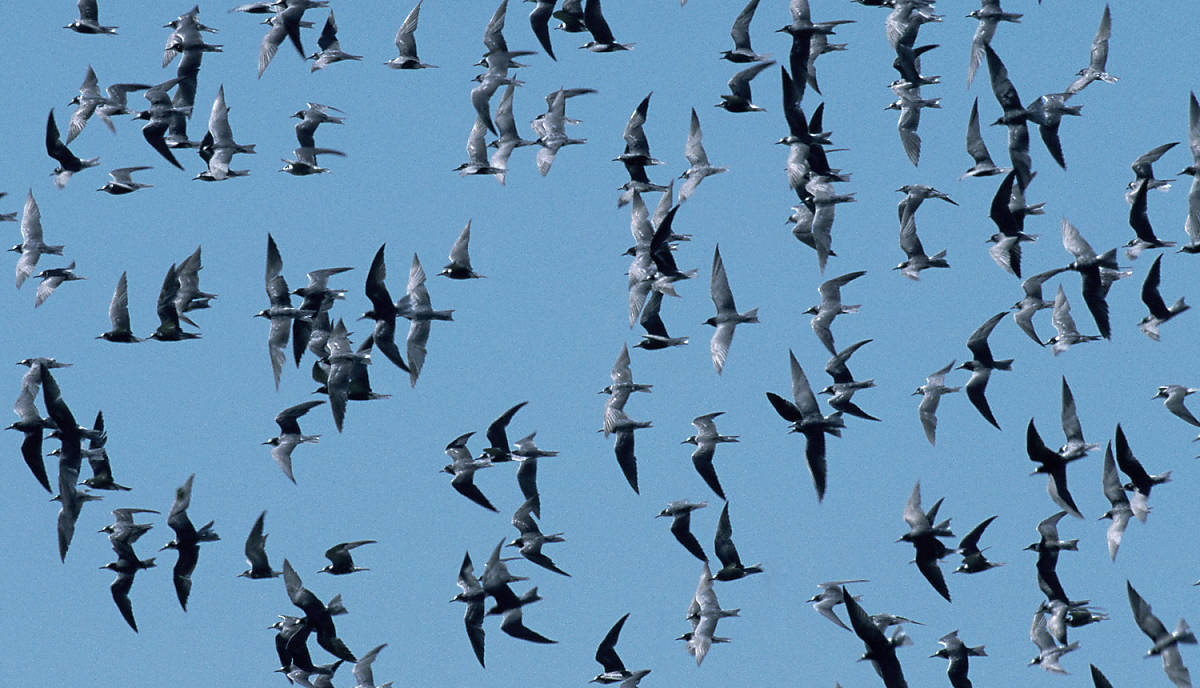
4, 1, 1200, 687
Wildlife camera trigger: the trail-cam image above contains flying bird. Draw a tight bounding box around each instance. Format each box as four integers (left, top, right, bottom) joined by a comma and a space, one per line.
713, 502, 762, 581
450, 551, 487, 667
508, 498, 570, 576
913, 359, 959, 446
161, 474, 219, 611
66, 0, 117, 34
721, 0, 770, 63
1114, 423, 1172, 523
766, 350, 843, 501
238, 510, 280, 579
959, 312, 1011, 429
1065, 4, 1117, 95
387, 1, 436, 69
46, 109, 99, 188
307, 11, 361, 70
319, 540, 375, 574
656, 500, 708, 562
11, 191, 64, 290
1139, 253, 1189, 340
1099, 442, 1132, 561
399, 253, 454, 386
953, 515, 1002, 574
442, 432, 497, 512
807, 579, 867, 631
681, 562, 739, 665
843, 584, 911, 688
1027, 419, 1084, 519
591, 613, 650, 687
681, 412, 737, 500
932, 629, 987, 688
283, 559, 357, 663
264, 400, 323, 483
806, 270, 865, 356
1153, 385, 1200, 427
439, 220, 484, 279
580, 0, 632, 52
1045, 285, 1101, 355
1127, 581, 1195, 688
899, 481, 954, 602
704, 245, 758, 373
716, 60, 775, 113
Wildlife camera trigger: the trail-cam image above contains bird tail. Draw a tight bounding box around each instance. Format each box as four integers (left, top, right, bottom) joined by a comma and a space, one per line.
741, 307, 759, 322
992, 359, 1014, 371
743, 564, 763, 575
1096, 248, 1119, 269
1171, 298, 1189, 315
1061, 539, 1079, 551
326, 593, 348, 616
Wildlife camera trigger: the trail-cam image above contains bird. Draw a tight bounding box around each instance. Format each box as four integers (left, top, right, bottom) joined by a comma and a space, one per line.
9, 364, 54, 492
681, 412, 737, 500
954, 515, 1002, 574
1114, 423, 1172, 523
259, 234, 307, 388
450, 551, 487, 667
820, 339, 878, 422
352, 644, 389, 688
704, 245, 758, 374
633, 290, 687, 351
439, 220, 484, 279
960, 98, 1009, 180
1029, 606, 1079, 674
678, 109, 726, 203
161, 474, 219, 611
1179, 92, 1200, 253
442, 432, 497, 512
1011, 267, 1067, 346
605, 408, 651, 494
1153, 385, 1200, 427
591, 613, 650, 686
399, 253, 454, 387
899, 481, 954, 602
483, 401, 528, 462
135, 77, 187, 171
360, 244, 412, 374
34, 261, 85, 308
983, 44, 1032, 188
66, 0, 117, 34
42, 364, 102, 561
1061, 218, 1116, 339
149, 264, 200, 341
508, 497, 570, 576
966, 0, 1021, 87
258, 1, 312, 77
887, 81, 940, 167
959, 312, 1011, 429
11, 191, 64, 290
681, 562, 739, 665
843, 584, 911, 688
1057, 377, 1099, 461
46, 109, 99, 189
319, 540, 375, 575
264, 400, 323, 483
1027, 419, 1085, 519
715, 60, 775, 112
238, 510, 281, 579
534, 90, 586, 176
713, 502, 762, 581
807, 579, 867, 631
1139, 253, 1189, 340
656, 500, 708, 562
895, 215, 948, 280
1024, 92, 1081, 170
386, 1, 436, 69
77, 410, 129, 491
510, 431, 556, 519
97, 166, 153, 195
196, 85, 255, 181
1045, 285, 1101, 355
1129, 141, 1180, 196
527, 0, 557, 60
985, 171, 1036, 278
280, 147, 345, 176
601, 343, 652, 436
806, 270, 865, 356
307, 11, 360, 70
1125, 178, 1176, 258
283, 559, 356, 663
1099, 442, 1133, 561
1065, 4, 1117, 95
101, 516, 156, 632
580, 0, 632, 52
1127, 580, 1195, 688
766, 350, 843, 501
721, 0, 770, 63
896, 184, 957, 228
914, 359, 959, 446
497, 587, 557, 645
932, 629, 987, 688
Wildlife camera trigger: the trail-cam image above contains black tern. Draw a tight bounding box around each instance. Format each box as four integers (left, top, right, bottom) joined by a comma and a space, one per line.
196, 85, 255, 181
843, 584, 910, 688
682, 412, 737, 500
591, 613, 649, 686
953, 515, 1002, 574
527, 0, 557, 60
360, 244, 412, 374
1065, 5, 1116, 95
42, 364, 102, 561
634, 290, 687, 351
1027, 419, 1084, 519
399, 253, 454, 387
713, 502, 762, 581
914, 360, 959, 446
1114, 424, 1171, 523
899, 481, 953, 602
1125, 179, 1175, 258
46, 109, 99, 189
1099, 442, 1132, 561
605, 408, 650, 494
678, 109, 726, 203
264, 400, 323, 483
932, 629, 987, 688
319, 540, 375, 575
239, 510, 281, 579
580, 0, 632, 52
307, 11, 360, 70
11, 191, 64, 290
986, 171, 1034, 278
161, 474, 220, 611
534, 90, 586, 176
1011, 267, 1066, 345
260, 235, 305, 388
442, 432, 497, 512
512, 432, 555, 518
97, 166, 153, 195
722, 0, 770, 63
895, 216, 948, 280
101, 511, 156, 632
896, 184, 957, 229
498, 587, 557, 645
386, 1, 436, 69
439, 220, 484, 279
615, 93, 661, 168
1127, 580, 1195, 688
806, 270, 865, 356
1139, 253, 1189, 340
149, 264, 200, 341
807, 579, 867, 631
1129, 141, 1180, 198
961, 98, 1010, 180
1025, 510, 1077, 606
1057, 377, 1098, 461
887, 81, 939, 167
1179, 93, 1200, 253
1061, 218, 1116, 339
174, 246, 216, 324
820, 339, 878, 421
983, 43, 1032, 187
480, 537, 529, 616
966, 0, 1021, 87
66, 0, 117, 34
1045, 285, 1101, 355
716, 60, 775, 113
959, 312, 1010, 429
766, 350, 843, 501
656, 500, 708, 562
705, 245, 757, 373
1153, 384, 1200, 427
352, 644, 389, 688
483, 401, 528, 462
9, 363, 53, 492
451, 551, 487, 667
509, 497, 570, 576
283, 559, 357, 662
76, 411, 127, 491
33, 261, 84, 308
258, 1, 311, 77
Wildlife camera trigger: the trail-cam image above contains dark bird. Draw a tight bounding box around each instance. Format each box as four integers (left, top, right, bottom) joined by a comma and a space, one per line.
899, 481, 953, 602
450, 551, 487, 667
1125, 179, 1175, 259
46, 109, 99, 189
605, 408, 650, 494
1139, 253, 1189, 340
843, 584, 910, 688
715, 60, 775, 113
238, 510, 281, 579
527, 0, 556, 60
307, 11, 361, 70
1025, 510, 1077, 605
1011, 267, 1067, 346
66, 0, 117, 34
283, 559, 356, 663
821, 339, 878, 422
713, 502, 762, 581
483, 401, 529, 462
983, 44, 1031, 189
1114, 423, 1172, 523
634, 290, 687, 350
439, 220, 485, 279
681, 412, 737, 501
498, 587, 557, 644
656, 500, 708, 562
386, 1, 436, 69
9, 361, 54, 492
766, 350, 843, 501
442, 432, 497, 512
960, 98, 1009, 180
319, 540, 375, 575
954, 515, 1002, 574
264, 400, 323, 483
97, 166, 153, 195
1026, 419, 1084, 518
77, 410, 129, 490
509, 498, 570, 576
931, 629, 987, 688
721, 0, 770, 63
1061, 218, 1116, 339
101, 549, 155, 633
1127, 581, 1195, 688
959, 312, 1011, 429
161, 474, 219, 611
149, 264, 201, 341
41, 363, 102, 561
591, 613, 650, 686
580, 0, 632, 52
360, 244, 412, 374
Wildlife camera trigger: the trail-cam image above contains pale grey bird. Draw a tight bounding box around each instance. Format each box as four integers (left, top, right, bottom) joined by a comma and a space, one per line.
509, 497, 569, 576
1127, 581, 1196, 688
258, 0, 312, 77
174, 246, 216, 324
387, 1, 435, 69
681, 562, 739, 665
1099, 442, 1132, 561
933, 629, 987, 688
98, 272, 140, 343
1154, 385, 1200, 427
97, 166, 153, 195
966, 0, 1021, 87
66, 0, 117, 34
68, 67, 150, 142
681, 412, 737, 501
808, 579, 867, 631
914, 360, 960, 446
1179, 92, 1200, 253
704, 245, 757, 374
896, 184, 957, 228
887, 81, 940, 167
1011, 267, 1067, 346
534, 90, 586, 176
197, 85, 255, 181
1065, 5, 1116, 95
307, 11, 361, 70
34, 261, 84, 308
1045, 285, 1100, 355
11, 191, 64, 289
400, 253, 454, 387
960, 98, 1009, 180
238, 510, 280, 579
489, 84, 536, 184
895, 216, 948, 280
721, 0, 770, 63
1139, 254, 1189, 340
456, 118, 505, 179
678, 109, 726, 203
806, 270, 865, 356
716, 60, 774, 112
1030, 606, 1079, 673
264, 400, 323, 483
439, 220, 484, 279
601, 343, 651, 436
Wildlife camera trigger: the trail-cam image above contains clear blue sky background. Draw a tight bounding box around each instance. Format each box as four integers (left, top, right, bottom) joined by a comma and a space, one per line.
3, 1, 1200, 687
